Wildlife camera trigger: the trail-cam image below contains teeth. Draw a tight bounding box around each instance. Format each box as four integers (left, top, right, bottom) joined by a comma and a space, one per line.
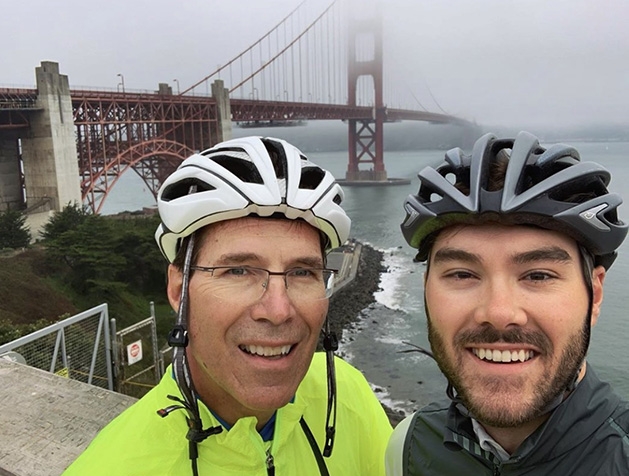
472, 348, 534, 363
241, 345, 292, 357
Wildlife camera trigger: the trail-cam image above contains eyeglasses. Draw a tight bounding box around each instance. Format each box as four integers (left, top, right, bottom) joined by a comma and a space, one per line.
189, 265, 337, 302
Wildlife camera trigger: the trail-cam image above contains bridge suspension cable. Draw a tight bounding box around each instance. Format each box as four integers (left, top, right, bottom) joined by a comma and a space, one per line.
180, 0, 348, 106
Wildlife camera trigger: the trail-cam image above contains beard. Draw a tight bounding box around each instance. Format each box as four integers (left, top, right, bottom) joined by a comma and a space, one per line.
426, 307, 590, 428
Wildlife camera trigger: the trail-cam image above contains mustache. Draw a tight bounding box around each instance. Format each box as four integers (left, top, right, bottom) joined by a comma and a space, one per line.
454, 325, 552, 354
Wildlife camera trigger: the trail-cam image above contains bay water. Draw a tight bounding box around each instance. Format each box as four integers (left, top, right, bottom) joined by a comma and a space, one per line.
102, 140, 629, 416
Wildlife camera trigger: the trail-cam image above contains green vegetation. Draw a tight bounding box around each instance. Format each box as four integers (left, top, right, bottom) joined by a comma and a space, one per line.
0, 205, 173, 345
0, 209, 31, 250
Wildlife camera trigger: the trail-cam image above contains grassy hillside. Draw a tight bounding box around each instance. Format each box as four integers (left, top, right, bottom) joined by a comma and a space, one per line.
0, 247, 77, 325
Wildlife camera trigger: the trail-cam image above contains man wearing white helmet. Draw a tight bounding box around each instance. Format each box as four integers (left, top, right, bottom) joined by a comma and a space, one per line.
64, 136, 392, 475
386, 132, 629, 475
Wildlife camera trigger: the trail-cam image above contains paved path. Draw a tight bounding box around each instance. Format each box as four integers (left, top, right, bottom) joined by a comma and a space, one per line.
0, 359, 135, 476
327, 242, 361, 294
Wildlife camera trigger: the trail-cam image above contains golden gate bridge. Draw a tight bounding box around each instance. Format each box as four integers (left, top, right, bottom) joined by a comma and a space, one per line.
0, 0, 471, 215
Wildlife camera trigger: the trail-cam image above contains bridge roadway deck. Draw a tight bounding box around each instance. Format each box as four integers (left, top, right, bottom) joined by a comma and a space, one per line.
0, 245, 362, 475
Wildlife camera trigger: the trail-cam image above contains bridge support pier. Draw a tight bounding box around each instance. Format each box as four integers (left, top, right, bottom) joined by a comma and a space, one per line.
346, 118, 387, 181
0, 133, 24, 211
212, 79, 232, 143
20, 62, 81, 237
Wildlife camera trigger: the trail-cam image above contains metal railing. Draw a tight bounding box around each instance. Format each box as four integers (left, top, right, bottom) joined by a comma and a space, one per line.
0, 304, 113, 390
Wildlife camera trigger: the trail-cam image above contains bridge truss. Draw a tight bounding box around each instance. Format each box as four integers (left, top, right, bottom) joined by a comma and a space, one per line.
72, 91, 220, 213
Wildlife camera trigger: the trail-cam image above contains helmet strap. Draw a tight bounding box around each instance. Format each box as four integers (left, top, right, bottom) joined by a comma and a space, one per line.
322, 317, 338, 457
157, 186, 223, 474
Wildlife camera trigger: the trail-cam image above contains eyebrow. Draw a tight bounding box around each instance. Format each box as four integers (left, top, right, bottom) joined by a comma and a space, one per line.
511, 246, 572, 264
432, 248, 482, 265
431, 245, 573, 266
214, 252, 260, 265
214, 253, 324, 268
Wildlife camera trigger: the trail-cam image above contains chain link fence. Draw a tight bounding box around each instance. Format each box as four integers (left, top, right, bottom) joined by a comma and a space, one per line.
113, 302, 165, 398
0, 302, 177, 398
0, 304, 113, 389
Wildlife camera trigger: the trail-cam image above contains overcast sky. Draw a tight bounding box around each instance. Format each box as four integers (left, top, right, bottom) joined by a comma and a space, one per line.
2, 0, 628, 130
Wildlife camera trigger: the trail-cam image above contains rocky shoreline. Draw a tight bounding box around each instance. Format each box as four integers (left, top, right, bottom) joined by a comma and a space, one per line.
326, 240, 385, 338
324, 240, 407, 426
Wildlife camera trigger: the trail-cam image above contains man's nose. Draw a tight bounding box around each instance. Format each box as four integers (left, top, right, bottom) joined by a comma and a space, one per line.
475, 280, 527, 329
253, 274, 293, 324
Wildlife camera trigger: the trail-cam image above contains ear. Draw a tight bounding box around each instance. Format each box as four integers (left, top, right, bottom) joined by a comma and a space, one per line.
589, 265, 606, 327
167, 264, 184, 312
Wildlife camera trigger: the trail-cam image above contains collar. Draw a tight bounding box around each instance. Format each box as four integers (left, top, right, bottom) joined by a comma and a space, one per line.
169, 367, 297, 442
471, 418, 510, 462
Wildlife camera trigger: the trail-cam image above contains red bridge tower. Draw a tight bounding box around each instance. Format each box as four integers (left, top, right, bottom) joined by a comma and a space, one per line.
346, 6, 387, 182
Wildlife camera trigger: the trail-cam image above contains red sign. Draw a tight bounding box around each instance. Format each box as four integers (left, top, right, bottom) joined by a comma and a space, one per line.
126, 340, 143, 365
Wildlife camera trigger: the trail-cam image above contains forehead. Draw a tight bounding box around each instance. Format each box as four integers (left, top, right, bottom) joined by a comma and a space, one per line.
431, 223, 581, 257
198, 216, 322, 255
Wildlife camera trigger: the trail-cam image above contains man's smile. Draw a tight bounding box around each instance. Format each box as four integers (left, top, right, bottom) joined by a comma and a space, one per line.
471, 347, 537, 363
239, 344, 294, 359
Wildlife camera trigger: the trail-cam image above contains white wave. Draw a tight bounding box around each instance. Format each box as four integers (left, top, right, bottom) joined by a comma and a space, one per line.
369, 382, 414, 417
374, 335, 406, 346
373, 248, 423, 312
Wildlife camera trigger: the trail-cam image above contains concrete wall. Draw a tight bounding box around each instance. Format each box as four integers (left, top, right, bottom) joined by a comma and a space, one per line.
20, 62, 81, 216
0, 134, 22, 211
24, 210, 55, 241
212, 79, 232, 143
0, 359, 135, 476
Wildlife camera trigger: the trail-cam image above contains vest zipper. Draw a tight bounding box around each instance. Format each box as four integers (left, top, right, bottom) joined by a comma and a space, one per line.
266, 448, 275, 476
493, 467, 501, 476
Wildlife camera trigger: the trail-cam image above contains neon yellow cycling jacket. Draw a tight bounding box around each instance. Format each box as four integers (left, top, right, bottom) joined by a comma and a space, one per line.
63, 353, 392, 475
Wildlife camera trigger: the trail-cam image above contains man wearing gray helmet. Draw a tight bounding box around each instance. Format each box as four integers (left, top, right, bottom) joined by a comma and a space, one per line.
64, 136, 392, 475
386, 132, 629, 475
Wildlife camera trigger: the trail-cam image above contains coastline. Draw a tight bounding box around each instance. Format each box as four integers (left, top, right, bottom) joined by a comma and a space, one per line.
325, 240, 406, 426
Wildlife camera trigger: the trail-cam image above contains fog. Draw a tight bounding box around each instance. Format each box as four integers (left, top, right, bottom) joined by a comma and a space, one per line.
2, 0, 627, 133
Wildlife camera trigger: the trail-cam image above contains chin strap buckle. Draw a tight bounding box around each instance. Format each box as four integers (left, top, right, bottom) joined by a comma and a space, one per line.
323, 332, 338, 352
186, 423, 223, 444
323, 426, 335, 457
168, 325, 189, 347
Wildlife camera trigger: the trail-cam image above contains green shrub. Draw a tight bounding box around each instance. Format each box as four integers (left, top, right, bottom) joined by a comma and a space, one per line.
0, 209, 31, 249
41, 202, 90, 241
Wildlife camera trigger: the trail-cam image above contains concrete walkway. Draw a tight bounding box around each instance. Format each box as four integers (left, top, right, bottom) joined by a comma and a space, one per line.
0, 359, 135, 476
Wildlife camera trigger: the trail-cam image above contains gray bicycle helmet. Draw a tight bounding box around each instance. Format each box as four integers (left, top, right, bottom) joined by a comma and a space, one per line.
401, 131, 627, 269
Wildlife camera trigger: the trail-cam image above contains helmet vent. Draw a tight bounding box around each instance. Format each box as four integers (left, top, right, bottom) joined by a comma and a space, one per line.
262, 138, 288, 180
160, 178, 215, 202
333, 193, 342, 205
548, 176, 607, 204
202, 150, 264, 184
299, 167, 326, 190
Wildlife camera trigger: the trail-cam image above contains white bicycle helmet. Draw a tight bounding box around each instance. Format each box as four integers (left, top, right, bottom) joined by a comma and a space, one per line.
401, 131, 627, 269
155, 136, 351, 262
